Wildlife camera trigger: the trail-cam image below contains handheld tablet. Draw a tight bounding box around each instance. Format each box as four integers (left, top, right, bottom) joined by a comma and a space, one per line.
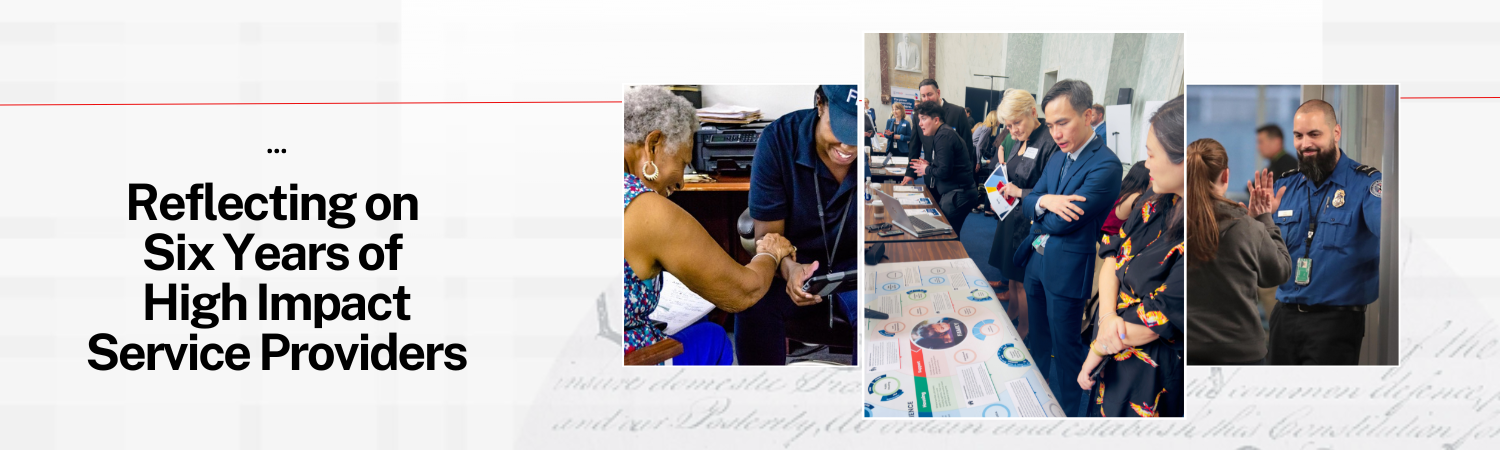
802, 269, 859, 297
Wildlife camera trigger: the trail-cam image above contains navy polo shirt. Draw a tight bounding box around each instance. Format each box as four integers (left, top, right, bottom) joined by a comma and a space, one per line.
1272, 151, 1383, 306
749, 108, 859, 270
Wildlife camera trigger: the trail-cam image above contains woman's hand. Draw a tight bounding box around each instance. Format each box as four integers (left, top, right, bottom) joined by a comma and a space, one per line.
912, 159, 929, 176
1096, 314, 1129, 355
755, 233, 794, 263
1245, 168, 1287, 217
780, 260, 823, 306
1002, 184, 1023, 199
1078, 343, 1105, 390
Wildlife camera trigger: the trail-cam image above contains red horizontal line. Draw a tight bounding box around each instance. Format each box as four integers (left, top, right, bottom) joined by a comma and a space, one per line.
1400, 97, 1500, 99
0, 101, 621, 106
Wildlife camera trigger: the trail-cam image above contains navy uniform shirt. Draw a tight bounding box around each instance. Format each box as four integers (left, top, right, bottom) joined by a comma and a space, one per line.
1272, 151, 1382, 306
749, 108, 859, 272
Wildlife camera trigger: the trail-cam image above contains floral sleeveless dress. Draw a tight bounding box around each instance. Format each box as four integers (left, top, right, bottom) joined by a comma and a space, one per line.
623, 172, 666, 355
1090, 195, 1185, 417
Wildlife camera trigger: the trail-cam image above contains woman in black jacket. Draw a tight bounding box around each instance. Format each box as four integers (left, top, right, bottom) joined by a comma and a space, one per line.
985, 89, 1060, 338
1184, 138, 1292, 365
911, 100, 979, 234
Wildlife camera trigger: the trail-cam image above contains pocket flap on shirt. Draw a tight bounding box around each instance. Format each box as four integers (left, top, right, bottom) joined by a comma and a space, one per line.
1318, 212, 1351, 225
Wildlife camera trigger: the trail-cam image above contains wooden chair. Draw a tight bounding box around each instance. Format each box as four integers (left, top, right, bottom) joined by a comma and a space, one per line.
623, 337, 683, 366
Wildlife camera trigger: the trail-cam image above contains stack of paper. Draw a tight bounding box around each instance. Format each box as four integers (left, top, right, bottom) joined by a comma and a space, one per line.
697, 104, 762, 124
648, 272, 717, 335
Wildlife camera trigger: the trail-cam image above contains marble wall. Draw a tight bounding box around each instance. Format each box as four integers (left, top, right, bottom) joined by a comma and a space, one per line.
1003, 33, 1043, 99
1104, 33, 1147, 107
1038, 34, 1117, 118
863, 33, 887, 128
1131, 33, 1185, 154
935, 33, 1007, 120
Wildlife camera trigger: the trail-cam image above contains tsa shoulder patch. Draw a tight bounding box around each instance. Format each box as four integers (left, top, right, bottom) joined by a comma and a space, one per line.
1279, 168, 1300, 179
1370, 179, 1382, 198
1355, 164, 1380, 176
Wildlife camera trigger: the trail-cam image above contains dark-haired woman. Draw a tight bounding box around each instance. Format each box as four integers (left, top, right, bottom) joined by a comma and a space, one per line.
1183, 139, 1292, 365
1078, 94, 1186, 417
1104, 161, 1151, 238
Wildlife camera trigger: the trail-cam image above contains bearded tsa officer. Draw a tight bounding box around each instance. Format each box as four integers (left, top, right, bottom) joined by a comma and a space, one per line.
1256, 99, 1381, 365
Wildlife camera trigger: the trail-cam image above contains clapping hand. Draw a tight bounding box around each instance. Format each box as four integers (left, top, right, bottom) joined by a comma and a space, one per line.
1242, 168, 1287, 217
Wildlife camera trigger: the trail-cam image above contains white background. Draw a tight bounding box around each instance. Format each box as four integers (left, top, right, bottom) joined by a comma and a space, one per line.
0, 0, 1496, 449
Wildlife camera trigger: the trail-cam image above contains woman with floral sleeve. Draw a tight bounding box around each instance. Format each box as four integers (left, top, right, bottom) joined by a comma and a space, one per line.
1077, 94, 1185, 417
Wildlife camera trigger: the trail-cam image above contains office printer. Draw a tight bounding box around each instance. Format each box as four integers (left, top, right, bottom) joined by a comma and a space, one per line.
693, 122, 766, 174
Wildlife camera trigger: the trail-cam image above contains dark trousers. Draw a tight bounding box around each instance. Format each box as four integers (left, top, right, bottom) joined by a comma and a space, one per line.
938, 188, 980, 236
734, 275, 858, 366
1024, 256, 1090, 417
1268, 303, 1365, 365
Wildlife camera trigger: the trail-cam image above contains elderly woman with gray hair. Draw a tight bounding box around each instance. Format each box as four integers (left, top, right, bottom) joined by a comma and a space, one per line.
623, 85, 794, 365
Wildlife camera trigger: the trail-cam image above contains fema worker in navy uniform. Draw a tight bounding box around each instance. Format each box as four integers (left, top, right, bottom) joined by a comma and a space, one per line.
1249, 99, 1382, 365
739, 85, 860, 365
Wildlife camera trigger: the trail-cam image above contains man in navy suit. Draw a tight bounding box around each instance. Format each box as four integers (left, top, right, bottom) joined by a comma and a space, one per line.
1014, 80, 1122, 417
1090, 103, 1107, 144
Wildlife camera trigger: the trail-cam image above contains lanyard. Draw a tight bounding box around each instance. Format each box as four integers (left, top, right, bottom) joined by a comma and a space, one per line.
1302, 183, 1332, 259
811, 164, 852, 326
810, 164, 852, 275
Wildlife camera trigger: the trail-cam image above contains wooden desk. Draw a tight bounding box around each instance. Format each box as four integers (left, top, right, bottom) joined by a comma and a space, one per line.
868, 166, 908, 183
863, 183, 957, 243
876, 240, 969, 263
671, 174, 751, 264
679, 174, 750, 192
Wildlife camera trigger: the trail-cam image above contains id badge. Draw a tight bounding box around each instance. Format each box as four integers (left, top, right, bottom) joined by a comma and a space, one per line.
1032, 234, 1049, 255
1295, 257, 1312, 285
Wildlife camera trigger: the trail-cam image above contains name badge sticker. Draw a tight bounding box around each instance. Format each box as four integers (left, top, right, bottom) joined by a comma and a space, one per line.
1278, 210, 1294, 218
1023, 147, 1039, 159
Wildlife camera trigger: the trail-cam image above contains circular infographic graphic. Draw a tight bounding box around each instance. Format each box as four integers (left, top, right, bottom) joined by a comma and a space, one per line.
958, 306, 978, 317
927, 276, 948, 285
953, 349, 978, 364
868, 374, 903, 402
883, 322, 906, 334
973, 319, 1002, 339
911, 317, 968, 350
906, 289, 929, 301
928, 267, 947, 275
966, 288, 993, 302
998, 343, 1031, 367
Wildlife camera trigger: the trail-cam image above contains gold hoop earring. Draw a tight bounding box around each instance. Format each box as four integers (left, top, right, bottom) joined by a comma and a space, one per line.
642, 161, 660, 181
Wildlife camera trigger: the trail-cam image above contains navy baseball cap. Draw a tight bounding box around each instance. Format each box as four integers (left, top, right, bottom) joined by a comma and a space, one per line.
821, 85, 859, 146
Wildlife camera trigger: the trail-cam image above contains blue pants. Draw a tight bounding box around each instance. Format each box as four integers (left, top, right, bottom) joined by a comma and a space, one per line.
669, 319, 733, 366
1024, 255, 1090, 417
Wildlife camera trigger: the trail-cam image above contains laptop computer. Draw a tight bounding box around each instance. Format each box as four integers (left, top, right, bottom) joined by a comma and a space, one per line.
874, 190, 953, 238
